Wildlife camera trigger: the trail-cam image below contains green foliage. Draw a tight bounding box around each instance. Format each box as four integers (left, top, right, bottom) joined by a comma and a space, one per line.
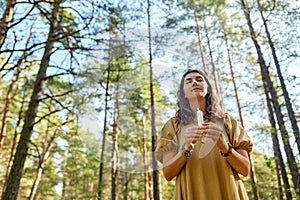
0, 0, 299, 199
244, 151, 280, 199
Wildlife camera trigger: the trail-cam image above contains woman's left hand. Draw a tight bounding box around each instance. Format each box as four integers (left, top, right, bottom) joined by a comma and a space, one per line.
200, 122, 229, 153
200, 122, 251, 176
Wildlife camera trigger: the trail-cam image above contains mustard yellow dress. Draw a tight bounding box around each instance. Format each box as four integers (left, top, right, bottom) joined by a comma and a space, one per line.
155, 113, 253, 200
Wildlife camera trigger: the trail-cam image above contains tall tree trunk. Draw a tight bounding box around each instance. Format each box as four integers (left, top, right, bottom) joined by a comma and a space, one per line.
28, 113, 52, 200
223, 25, 259, 200
98, 66, 111, 200
274, 155, 284, 200
62, 147, 71, 198
98, 12, 116, 199
2, 90, 25, 195
0, 0, 16, 49
147, 1, 160, 199
121, 172, 131, 200
204, 20, 222, 105
256, 0, 300, 152
0, 14, 39, 153
239, 0, 300, 197
111, 71, 120, 200
142, 115, 149, 200
0, 70, 17, 151
265, 86, 292, 200
29, 161, 44, 200
1, 1, 62, 199
249, 156, 260, 200
223, 30, 244, 127
191, 0, 207, 73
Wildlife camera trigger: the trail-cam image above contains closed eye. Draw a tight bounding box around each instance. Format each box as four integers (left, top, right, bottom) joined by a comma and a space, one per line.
196, 75, 204, 82
185, 78, 192, 84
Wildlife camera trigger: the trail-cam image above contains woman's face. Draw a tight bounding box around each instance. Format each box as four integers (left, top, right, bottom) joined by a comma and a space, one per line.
183, 72, 208, 100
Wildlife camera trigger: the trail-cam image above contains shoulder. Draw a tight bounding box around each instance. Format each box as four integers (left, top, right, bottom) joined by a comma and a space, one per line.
223, 113, 253, 152
160, 117, 180, 136
155, 117, 180, 161
223, 113, 243, 131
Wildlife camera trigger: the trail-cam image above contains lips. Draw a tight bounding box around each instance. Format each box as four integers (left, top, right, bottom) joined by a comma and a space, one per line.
192, 88, 201, 92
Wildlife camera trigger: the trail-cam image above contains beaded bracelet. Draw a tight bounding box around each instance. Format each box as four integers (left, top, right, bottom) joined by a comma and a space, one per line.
220, 143, 232, 157
181, 143, 193, 158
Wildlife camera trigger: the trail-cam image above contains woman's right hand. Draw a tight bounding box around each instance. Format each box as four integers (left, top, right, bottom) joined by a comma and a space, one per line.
183, 125, 205, 151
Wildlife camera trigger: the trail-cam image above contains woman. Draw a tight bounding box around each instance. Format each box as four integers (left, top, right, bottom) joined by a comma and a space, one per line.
155, 69, 252, 199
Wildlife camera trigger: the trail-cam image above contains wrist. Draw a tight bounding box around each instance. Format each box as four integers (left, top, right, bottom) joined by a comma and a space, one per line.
220, 143, 232, 157
184, 143, 193, 152
181, 143, 193, 158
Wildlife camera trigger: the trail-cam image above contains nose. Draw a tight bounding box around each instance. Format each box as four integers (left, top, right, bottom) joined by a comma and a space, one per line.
192, 79, 198, 86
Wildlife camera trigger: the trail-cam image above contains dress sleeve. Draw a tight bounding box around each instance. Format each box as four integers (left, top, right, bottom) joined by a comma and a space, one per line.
155, 117, 179, 163
223, 113, 253, 154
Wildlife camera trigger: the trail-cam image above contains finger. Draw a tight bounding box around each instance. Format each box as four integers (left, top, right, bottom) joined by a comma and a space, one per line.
185, 133, 204, 144
204, 131, 221, 141
186, 134, 203, 141
201, 125, 223, 134
185, 129, 200, 134
186, 126, 202, 132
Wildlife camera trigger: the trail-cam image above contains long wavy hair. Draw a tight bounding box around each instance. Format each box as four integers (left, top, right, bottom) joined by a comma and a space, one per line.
175, 69, 224, 125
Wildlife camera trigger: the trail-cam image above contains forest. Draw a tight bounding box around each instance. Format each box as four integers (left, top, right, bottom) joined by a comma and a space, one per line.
0, 0, 299, 199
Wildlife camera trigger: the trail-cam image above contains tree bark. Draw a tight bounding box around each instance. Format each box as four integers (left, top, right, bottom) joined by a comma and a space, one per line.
2, 90, 25, 194
142, 115, 150, 200
223, 30, 244, 127
0, 14, 39, 153
256, 0, 300, 152
191, 0, 207, 73
0, 0, 16, 49
223, 24, 259, 200
98, 51, 112, 200
98, 69, 111, 199
147, 1, 160, 199
264, 79, 292, 199
204, 20, 222, 106
239, 0, 299, 197
111, 71, 120, 200
1, 0, 62, 199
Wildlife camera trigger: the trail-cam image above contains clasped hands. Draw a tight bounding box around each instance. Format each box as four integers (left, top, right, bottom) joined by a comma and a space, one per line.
183, 122, 227, 152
